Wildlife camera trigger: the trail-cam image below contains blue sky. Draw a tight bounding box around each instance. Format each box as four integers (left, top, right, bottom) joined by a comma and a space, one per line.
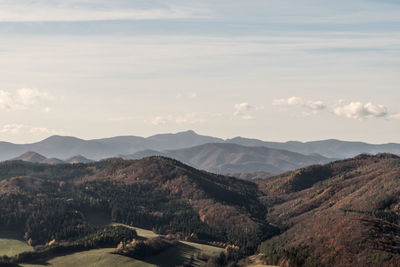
0, 0, 399, 143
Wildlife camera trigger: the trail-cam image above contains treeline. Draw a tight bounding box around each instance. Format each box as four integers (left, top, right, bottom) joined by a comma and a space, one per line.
0, 225, 136, 265
0, 157, 278, 260
114, 237, 178, 259
0, 179, 265, 251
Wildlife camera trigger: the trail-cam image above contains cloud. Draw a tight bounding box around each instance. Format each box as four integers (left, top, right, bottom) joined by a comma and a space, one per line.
0, 91, 18, 110
29, 127, 61, 135
0, 88, 50, 110
233, 103, 254, 120
0, 2, 208, 22
390, 113, 400, 120
273, 97, 397, 120
17, 88, 50, 106
0, 124, 63, 135
273, 96, 326, 111
0, 124, 24, 134
151, 113, 204, 126
304, 100, 326, 111
176, 92, 198, 99
334, 101, 388, 119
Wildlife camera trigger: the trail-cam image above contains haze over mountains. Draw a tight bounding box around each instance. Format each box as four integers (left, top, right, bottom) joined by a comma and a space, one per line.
11, 151, 93, 165
2, 130, 400, 175
1, 130, 399, 161
122, 143, 332, 174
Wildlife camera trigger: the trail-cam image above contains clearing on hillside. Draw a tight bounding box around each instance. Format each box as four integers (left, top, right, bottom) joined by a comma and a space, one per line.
0, 230, 34, 257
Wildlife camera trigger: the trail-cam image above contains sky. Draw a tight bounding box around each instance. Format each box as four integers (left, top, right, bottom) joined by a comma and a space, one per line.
0, 0, 399, 144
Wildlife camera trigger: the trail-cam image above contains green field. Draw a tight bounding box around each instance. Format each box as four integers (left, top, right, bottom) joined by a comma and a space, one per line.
0, 230, 34, 257
20, 225, 224, 267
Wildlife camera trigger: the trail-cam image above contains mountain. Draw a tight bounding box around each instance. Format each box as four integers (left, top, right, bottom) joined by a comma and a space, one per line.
1, 130, 400, 163
257, 153, 400, 266
123, 143, 333, 174
11, 151, 47, 163
227, 137, 400, 158
9, 151, 93, 165
0, 130, 224, 161
65, 155, 94, 164
41, 157, 66, 165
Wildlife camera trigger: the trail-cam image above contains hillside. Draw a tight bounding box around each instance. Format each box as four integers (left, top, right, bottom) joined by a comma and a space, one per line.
2, 154, 400, 266
0, 156, 276, 259
123, 143, 333, 174
257, 154, 400, 266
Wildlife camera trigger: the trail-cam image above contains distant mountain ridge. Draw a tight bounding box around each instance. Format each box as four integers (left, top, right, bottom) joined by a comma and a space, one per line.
11, 151, 93, 165
0, 130, 399, 161
227, 137, 400, 158
122, 143, 333, 174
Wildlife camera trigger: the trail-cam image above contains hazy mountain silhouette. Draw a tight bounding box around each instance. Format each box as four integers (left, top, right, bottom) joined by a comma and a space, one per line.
227, 137, 400, 158
10, 151, 93, 165
123, 143, 333, 174
11, 151, 47, 163
0, 130, 399, 161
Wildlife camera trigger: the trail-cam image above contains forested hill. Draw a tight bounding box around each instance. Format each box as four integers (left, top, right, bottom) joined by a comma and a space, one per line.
0, 156, 277, 254
2, 154, 400, 266
257, 153, 400, 266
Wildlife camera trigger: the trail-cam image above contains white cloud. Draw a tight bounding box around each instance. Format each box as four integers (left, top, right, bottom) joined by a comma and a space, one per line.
0, 91, 18, 110
0, 2, 208, 22
0, 88, 50, 110
0, 124, 63, 135
273, 96, 326, 111
151, 113, 204, 126
233, 102, 254, 120
390, 113, 400, 120
334, 101, 388, 119
29, 127, 62, 135
17, 88, 49, 105
176, 92, 198, 99
0, 124, 24, 134
304, 100, 326, 111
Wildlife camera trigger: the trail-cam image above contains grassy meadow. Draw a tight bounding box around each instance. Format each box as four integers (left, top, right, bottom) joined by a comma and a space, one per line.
19, 224, 224, 267
0, 230, 34, 257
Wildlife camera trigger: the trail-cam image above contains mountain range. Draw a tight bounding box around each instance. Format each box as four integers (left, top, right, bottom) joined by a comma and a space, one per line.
2, 130, 400, 176
1, 130, 399, 162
